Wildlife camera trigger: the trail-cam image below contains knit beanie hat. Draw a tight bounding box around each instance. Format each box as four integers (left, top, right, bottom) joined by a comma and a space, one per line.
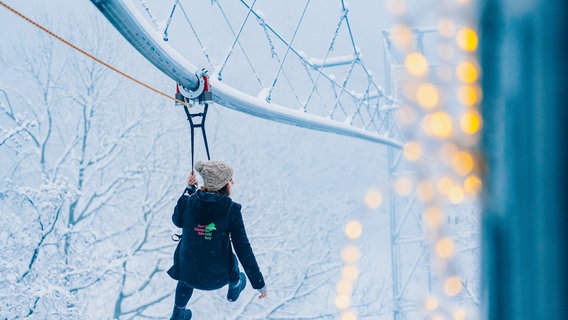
195, 160, 233, 192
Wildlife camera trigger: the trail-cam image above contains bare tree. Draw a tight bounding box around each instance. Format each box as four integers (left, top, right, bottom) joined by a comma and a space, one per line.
446, 204, 481, 313
0, 15, 185, 319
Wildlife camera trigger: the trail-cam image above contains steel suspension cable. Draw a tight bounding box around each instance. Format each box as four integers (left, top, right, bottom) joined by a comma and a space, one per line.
237, 0, 380, 107
163, 0, 180, 41
340, 0, 358, 54
255, 16, 304, 105
303, 10, 348, 111
177, 2, 215, 70
213, 1, 264, 87
266, 0, 311, 102
215, 0, 259, 82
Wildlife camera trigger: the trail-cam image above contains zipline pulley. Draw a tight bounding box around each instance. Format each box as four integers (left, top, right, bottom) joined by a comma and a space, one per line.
175, 69, 213, 170
176, 68, 212, 103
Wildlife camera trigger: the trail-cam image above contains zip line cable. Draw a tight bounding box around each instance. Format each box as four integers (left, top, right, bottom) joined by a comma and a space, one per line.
0, 1, 186, 106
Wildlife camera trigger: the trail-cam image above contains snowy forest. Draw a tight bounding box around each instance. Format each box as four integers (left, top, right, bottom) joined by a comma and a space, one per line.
0, 1, 480, 319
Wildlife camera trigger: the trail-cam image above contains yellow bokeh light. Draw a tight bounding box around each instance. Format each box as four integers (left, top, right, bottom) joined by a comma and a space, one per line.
395, 177, 414, 196
436, 237, 454, 258
403, 141, 422, 161
458, 85, 478, 107
365, 190, 383, 209
335, 294, 351, 309
342, 265, 359, 281
448, 185, 465, 204
337, 280, 353, 295
341, 310, 358, 320
438, 177, 454, 195
456, 27, 478, 51
456, 62, 478, 83
454, 308, 467, 320
452, 151, 474, 176
405, 52, 429, 77
345, 220, 363, 239
425, 296, 439, 311
432, 315, 445, 320
438, 19, 456, 37
424, 206, 443, 228
387, 0, 407, 15
390, 24, 413, 47
423, 112, 453, 138
417, 83, 440, 109
444, 276, 463, 296
464, 175, 482, 195
342, 245, 361, 264
460, 110, 482, 134
417, 180, 434, 202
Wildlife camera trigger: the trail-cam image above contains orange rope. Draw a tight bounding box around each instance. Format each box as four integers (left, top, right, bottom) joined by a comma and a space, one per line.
0, 1, 186, 105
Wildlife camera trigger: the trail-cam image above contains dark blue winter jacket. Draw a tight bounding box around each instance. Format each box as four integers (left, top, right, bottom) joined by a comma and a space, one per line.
171, 188, 265, 291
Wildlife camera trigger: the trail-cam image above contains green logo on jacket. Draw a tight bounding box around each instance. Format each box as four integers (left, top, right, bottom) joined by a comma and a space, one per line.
194, 223, 216, 240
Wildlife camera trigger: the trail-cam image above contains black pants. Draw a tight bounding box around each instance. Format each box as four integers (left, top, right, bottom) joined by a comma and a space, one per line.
174, 254, 241, 308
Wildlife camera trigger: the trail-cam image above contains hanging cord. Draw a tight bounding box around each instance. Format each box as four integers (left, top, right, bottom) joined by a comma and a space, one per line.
0, 1, 186, 106
175, 73, 212, 172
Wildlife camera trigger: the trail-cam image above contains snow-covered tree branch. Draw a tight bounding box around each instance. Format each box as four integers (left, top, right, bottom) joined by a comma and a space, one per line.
0, 15, 185, 319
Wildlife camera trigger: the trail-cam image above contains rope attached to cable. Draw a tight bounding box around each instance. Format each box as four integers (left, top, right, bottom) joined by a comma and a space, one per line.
0, 0, 186, 105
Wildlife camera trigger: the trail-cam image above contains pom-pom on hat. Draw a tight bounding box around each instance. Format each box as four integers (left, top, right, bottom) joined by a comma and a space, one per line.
195, 160, 233, 192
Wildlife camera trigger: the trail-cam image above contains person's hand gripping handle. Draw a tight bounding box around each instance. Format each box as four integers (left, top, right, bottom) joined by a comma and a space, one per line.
187, 171, 198, 187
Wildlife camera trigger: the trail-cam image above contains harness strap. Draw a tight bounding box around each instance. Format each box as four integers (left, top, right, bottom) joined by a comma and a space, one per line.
171, 233, 182, 242
183, 103, 211, 170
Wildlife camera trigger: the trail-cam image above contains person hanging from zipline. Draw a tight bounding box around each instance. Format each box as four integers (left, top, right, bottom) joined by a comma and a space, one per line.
167, 160, 268, 320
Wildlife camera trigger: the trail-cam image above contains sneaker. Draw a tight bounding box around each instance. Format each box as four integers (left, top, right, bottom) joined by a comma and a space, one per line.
227, 272, 246, 302
170, 307, 192, 320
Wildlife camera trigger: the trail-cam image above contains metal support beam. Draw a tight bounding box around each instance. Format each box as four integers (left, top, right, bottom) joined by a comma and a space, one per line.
385, 28, 433, 320
90, 0, 404, 148
480, 1, 568, 319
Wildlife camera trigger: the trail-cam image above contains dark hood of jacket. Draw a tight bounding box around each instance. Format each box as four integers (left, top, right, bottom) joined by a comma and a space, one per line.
189, 190, 232, 223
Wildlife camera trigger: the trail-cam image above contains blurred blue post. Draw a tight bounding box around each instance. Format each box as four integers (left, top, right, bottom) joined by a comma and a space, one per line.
479, 1, 568, 319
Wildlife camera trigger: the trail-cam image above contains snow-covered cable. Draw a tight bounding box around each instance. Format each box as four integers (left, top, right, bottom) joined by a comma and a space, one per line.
266, 0, 311, 102
163, 0, 180, 41
255, 14, 303, 104
303, 10, 347, 111
329, 58, 358, 118
213, 0, 263, 87
341, 0, 358, 54
177, 2, 215, 70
